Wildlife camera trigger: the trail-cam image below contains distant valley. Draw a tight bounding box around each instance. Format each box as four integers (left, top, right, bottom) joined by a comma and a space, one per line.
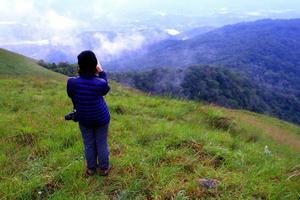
108, 19, 300, 124
7, 18, 300, 125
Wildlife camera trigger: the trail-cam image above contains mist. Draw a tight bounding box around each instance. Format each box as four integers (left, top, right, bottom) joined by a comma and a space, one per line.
1, 0, 300, 62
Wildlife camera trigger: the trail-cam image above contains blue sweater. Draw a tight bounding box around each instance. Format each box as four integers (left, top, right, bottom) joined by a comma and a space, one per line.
67, 71, 110, 127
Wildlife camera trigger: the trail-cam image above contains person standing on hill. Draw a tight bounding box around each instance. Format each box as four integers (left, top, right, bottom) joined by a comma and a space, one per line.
66, 50, 111, 176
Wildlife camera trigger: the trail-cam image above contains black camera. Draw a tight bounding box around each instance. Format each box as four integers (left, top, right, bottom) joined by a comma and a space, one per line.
65, 109, 78, 122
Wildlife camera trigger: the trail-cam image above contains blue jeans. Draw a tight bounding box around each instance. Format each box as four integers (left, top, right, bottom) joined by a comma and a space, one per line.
79, 123, 110, 170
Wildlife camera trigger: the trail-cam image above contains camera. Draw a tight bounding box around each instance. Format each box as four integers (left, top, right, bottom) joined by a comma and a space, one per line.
65, 109, 78, 122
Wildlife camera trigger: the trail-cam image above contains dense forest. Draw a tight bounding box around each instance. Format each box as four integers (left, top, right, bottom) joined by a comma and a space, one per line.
108, 20, 300, 96
109, 65, 300, 125
37, 60, 77, 77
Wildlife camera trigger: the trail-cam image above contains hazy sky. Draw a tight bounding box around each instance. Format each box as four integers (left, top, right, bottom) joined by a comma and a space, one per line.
0, 0, 300, 59
1, 0, 299, 29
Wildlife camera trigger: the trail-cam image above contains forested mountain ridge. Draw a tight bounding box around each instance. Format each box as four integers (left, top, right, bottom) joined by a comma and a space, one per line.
108, 19, 300, 124
109, 19, 300, 73
110, 65, 300, 125
108, 19, 300, 92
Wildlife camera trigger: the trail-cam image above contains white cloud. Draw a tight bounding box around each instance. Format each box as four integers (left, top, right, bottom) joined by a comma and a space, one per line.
245, 11, 264, 16
50, 35, 82, 47
267, 9, 294, 14
153, 11, 168, 17
218, 7, 231, 15
30, 10, 85, 47
0, 0, 12, 13
165, 29, 180, 36
0, 0, 37, 19
242, 8, 294, 18
44, 10, 80, 32
93, 32, 145, 58
14, 0, 34, 14
0, 21, 18, 25
1, 39, 49, 45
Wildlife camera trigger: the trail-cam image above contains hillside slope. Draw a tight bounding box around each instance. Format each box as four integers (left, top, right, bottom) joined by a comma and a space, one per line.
109, 19, 300, 125
0, 48, 65, 79
1, 50, 300, 199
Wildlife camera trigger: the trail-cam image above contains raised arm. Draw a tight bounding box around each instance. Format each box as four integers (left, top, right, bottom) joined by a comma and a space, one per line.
97, 78, 110, 96
96, 64, 110, 96
98, 71, 108, 81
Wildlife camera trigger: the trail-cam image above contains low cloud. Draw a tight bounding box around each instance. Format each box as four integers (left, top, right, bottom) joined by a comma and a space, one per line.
44, 11, 81, 33
0, 21, 19, 25
218, 8, 231, 15
245, 11, 264, 17
93, 32, 145, 60
243, 9, 293, 17
165, 29, 180, 36
267, 9, 294, 14
1, 39, 49, 46
153, 11, 168, 17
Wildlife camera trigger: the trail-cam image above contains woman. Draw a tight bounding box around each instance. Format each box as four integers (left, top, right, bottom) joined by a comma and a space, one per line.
67, 50, 111, 176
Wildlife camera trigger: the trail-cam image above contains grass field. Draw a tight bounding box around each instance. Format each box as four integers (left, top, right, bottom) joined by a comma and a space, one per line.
0, 48, 65, 79
0, 49, 300, 199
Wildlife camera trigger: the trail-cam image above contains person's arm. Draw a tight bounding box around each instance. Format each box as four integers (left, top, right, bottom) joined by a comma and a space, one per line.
96, 63, 107, 80
98, 79, 110, 96
96, 64, 110, 96
98, 71, 107, 81
66, 78, 74, 98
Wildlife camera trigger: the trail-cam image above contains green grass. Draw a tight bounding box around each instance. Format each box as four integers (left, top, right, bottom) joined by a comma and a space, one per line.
0, 48, 64, 79
1, 76, 300, 200
0, 49, 300, 199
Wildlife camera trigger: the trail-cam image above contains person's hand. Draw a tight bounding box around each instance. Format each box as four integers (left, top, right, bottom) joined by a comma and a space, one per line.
96, 63, 103, 73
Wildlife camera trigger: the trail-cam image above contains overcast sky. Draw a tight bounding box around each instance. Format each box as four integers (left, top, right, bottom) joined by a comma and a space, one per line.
0, 0, 300, 56
1, 0, 299, 29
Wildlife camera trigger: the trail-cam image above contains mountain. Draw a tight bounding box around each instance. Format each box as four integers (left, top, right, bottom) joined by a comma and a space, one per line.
1, 49, 300, 199
108, 19, 300, 71
108, 19, 300, 124
110, 65, 300, 125
173, 26, 215, 40
0, 48, 64, 79
117, 18, 300, 88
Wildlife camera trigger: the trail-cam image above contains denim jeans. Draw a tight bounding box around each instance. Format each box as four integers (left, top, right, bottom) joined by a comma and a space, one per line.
79, 123, 110, 170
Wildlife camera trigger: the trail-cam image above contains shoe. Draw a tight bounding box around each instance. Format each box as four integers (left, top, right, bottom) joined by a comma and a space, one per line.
97, 165, 112, 176
85, 168, 97, 177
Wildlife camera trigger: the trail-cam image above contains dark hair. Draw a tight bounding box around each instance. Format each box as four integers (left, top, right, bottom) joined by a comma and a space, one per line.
77, 50, 97, 76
